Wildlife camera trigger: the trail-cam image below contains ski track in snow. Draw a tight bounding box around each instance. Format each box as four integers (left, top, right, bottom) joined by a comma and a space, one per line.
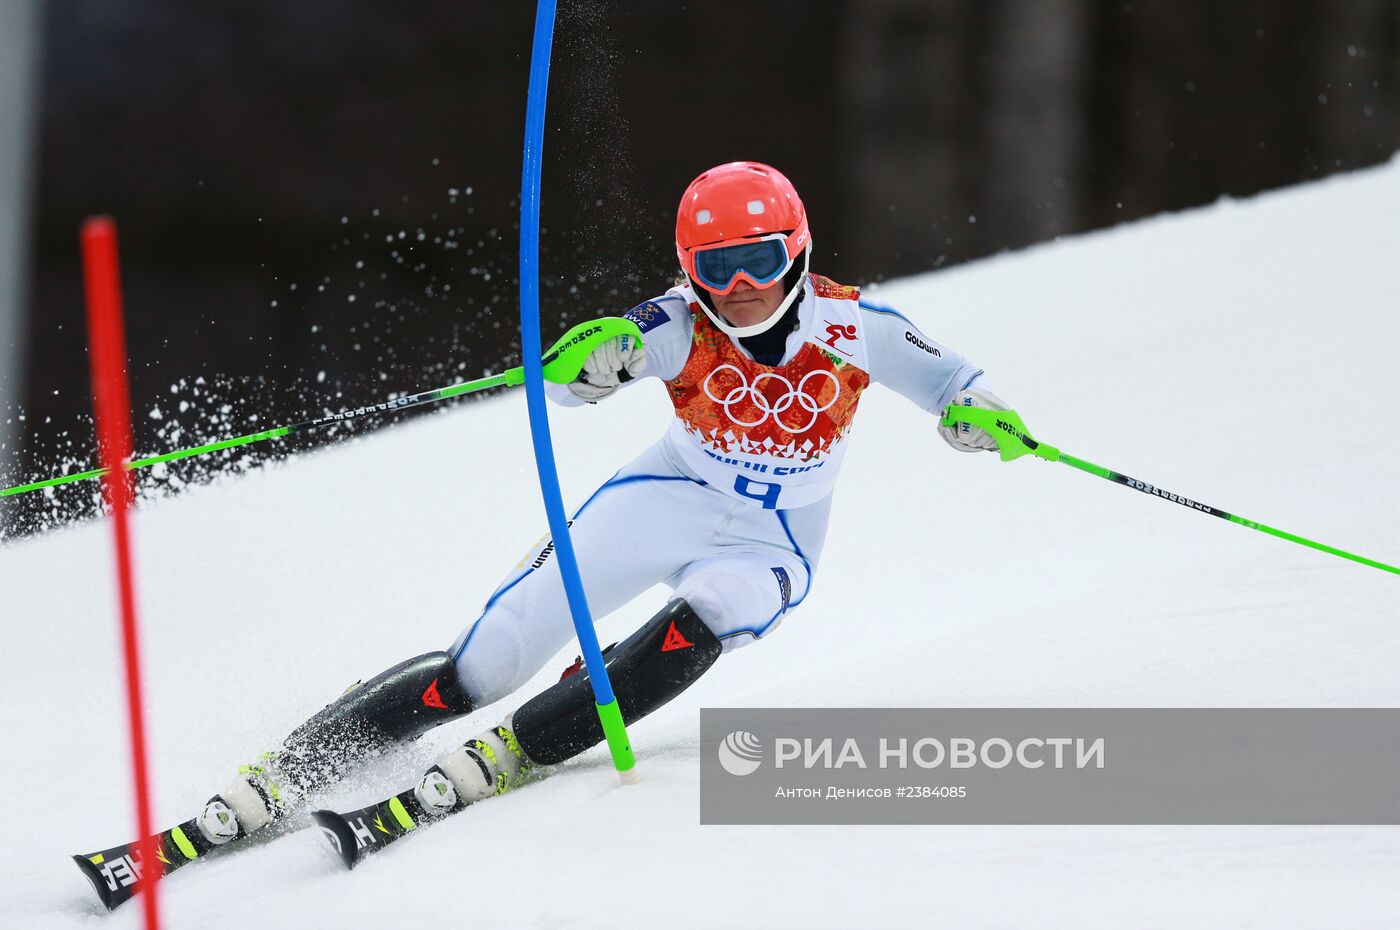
2, 159, 1399, 928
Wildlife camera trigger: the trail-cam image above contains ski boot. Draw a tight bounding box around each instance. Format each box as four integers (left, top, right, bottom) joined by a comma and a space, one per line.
414, 725, 531, 816
195, 755, 288, 845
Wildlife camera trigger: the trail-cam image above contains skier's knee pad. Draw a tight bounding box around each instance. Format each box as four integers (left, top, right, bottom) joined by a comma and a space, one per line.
278, 651, 474, 788
511, 599, 721, 765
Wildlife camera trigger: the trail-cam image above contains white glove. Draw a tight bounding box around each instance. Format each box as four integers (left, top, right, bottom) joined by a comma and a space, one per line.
566, 334, 647, 402
938, 386, 1010, 453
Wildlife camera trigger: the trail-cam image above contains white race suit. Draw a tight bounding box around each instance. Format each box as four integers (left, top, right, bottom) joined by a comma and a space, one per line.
449, 273, 985, 706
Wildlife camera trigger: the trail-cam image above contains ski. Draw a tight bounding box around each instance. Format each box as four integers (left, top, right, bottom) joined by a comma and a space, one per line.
312, 787, 433, 870
72, 816, 214, 912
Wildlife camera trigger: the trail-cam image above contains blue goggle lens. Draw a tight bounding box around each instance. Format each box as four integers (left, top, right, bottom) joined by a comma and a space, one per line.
694, 238, 790, 291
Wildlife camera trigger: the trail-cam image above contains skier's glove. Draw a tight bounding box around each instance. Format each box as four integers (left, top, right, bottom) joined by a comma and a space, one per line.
938, 386, 1010, 453
566, 333, 647, 402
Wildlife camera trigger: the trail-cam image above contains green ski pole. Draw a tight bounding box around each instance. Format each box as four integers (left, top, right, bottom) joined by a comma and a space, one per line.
2, 316, 641, 500
940, 404, 1399, 576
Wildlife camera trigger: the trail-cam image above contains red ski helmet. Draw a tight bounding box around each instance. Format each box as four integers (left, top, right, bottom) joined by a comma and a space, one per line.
675, 161, 812, 337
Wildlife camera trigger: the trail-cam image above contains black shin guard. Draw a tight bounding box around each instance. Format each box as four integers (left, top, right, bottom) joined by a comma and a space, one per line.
276, 651, 473, 793
512, 599, 722, 765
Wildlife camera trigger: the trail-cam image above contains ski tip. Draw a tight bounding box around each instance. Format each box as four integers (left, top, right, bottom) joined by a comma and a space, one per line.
311, 809, 362, 871
71, 853, 119, 911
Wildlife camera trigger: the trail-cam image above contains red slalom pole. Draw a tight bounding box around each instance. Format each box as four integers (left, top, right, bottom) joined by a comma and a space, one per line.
81, 217, 162, 930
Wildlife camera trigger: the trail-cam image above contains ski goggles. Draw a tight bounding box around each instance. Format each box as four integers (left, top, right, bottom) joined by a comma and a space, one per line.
689, 233, 796, 295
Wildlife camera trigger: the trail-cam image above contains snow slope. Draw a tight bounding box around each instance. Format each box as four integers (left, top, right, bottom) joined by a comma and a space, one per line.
2, 158, 1398, 929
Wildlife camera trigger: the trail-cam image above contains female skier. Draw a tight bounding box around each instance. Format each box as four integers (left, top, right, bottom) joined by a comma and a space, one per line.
193, 160, 1012, 846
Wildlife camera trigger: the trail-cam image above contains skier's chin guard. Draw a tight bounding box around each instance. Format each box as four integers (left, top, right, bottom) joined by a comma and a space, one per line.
511, 599, 722, 765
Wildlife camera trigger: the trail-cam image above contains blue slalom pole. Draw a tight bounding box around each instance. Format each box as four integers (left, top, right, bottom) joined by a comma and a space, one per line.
517, 0, 637, 779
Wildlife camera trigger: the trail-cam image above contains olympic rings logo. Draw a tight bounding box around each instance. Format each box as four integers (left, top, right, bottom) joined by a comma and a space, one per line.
701, 364, 840, 433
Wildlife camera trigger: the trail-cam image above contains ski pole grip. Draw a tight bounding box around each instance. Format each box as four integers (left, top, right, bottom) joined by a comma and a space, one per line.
491, 317, 644, 390
539, 316, 645, 385
939, 405, 1060, 463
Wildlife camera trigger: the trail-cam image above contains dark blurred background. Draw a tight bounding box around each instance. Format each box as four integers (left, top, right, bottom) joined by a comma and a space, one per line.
2, 0, 1398, 535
